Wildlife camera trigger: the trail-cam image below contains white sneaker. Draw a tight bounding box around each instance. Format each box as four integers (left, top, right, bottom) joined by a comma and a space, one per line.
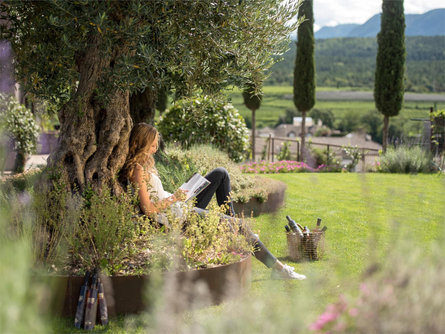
271, 264, 306, 280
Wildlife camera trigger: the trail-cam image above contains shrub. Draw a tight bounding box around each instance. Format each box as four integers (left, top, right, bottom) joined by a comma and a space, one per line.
157, 144, 270, 204
342, 145, 363, 172
69, 185, 139, 275
277, 141, 292, 161
157, 96, 250, 162
26, 156, 255, 274
0, 94, 40, 172
314, 126, 330, 137
308, 145, 341, 171
378, 146, 435, 173
310, 240, 445, 333
335, 110, 360, 133
0, 181, 50, 333
311, 108, 335, 129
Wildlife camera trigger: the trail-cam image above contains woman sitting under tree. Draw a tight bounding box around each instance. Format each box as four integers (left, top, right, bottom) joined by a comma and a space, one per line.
119, 123, 305, 280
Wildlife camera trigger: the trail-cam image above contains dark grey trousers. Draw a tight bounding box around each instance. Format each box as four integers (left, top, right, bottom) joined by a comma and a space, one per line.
194, 168, 277, 268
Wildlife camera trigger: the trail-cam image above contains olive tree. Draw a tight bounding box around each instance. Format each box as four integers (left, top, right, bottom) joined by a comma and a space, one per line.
1, 0, 299, 192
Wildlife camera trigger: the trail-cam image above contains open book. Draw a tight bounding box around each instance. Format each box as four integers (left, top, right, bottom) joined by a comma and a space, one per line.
179, 173, 211, 202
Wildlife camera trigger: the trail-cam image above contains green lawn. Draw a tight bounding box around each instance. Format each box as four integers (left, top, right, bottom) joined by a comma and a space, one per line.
250, 173, 444, 285
51, 173, 445, 333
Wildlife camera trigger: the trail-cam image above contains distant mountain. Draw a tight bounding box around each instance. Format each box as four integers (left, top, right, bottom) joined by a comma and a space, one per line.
314, 8, 445, 39
315, 24, 359, 39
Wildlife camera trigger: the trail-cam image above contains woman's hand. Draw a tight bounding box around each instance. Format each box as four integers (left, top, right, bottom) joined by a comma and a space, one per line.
173, 189, 188, 202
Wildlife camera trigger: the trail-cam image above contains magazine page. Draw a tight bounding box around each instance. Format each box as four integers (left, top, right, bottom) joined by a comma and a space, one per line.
179, 173, 211, 202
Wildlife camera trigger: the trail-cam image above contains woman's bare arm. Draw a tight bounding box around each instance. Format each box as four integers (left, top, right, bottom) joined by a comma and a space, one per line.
131, 164, 178, 215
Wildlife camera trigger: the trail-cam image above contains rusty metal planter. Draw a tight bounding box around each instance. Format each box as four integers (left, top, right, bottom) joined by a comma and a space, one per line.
234, 182, 286, 217
49, 255, 251, 317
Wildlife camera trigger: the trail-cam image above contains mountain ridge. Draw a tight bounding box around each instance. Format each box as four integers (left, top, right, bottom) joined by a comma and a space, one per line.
315, 8, 445, 39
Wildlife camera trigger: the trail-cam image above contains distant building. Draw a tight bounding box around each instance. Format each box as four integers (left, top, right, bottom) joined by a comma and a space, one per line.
257, 117, 324, 138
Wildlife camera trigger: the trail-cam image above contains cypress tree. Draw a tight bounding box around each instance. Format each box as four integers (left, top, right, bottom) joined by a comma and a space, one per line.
374, 0, 406, 153
293, 0, 315, 160
243, 81, 262, 161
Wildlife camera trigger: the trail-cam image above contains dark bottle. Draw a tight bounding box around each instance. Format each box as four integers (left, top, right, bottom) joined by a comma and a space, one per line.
286, 215, 304, 237
317, 218, 322, 228
74, 271, 90, 329
84, 271, 99, 330
97, 276, 108, 326
285, 225, 291, 233
321, 226, 328, 232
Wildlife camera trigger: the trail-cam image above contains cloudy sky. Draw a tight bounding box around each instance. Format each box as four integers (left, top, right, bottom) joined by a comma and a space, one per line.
313, 0, 445, 31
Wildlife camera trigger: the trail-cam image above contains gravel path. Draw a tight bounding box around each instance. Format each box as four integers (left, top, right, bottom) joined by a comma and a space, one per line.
284, 91, 445, 102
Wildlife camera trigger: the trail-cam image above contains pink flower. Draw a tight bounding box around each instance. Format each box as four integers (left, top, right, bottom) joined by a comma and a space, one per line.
348, 308, 359, 317
360, 283, 370, 296
309, 310, 340, 331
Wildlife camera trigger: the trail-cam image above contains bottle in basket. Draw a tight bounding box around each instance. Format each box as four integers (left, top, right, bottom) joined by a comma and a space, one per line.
285, 225, 291, 233
286, 215, 304, 238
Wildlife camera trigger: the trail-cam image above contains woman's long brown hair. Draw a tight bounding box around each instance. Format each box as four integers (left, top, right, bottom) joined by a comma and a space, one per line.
121, 123, 158, 181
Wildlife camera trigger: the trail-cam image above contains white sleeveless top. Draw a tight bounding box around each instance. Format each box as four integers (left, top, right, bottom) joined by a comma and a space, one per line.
147, 172, 172, 201
145, 170, 185, 224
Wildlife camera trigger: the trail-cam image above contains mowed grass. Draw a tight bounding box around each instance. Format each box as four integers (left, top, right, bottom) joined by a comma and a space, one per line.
227, 86, 445, 129
51, 173, 445, 333
248, 173, 445, 308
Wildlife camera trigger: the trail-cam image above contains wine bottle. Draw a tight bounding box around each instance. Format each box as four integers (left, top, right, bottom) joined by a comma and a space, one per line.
285, 225, 291, 233
84, 271, 99, 330
321, 226, 327, 232
74, 271, 90, 329
286, 215, 303, 237
317, 218, 322, 227
97, 276, 108, 326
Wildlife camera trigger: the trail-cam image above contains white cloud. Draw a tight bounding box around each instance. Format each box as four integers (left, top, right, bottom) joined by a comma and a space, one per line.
313, 0, 444, 30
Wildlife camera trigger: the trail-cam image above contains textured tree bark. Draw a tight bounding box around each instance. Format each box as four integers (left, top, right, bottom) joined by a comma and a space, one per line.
47, 35, 132, 193
300, 110, 307, 161
382, 115, 389, 153
251, 109, 256, 161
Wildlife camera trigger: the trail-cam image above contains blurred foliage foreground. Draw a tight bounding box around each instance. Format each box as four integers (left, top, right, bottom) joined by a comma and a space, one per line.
2, 169, 445, 333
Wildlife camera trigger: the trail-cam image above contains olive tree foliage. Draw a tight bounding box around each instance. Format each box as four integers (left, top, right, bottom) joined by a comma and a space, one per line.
293, 0, 315, 160
374, 0, 405, 153
0, 0, 299, 192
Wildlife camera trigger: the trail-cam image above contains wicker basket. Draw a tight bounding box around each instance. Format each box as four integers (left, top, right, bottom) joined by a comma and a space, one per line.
286, 231, 325, 262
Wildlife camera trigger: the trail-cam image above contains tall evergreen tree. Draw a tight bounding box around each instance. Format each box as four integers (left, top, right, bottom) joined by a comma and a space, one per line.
374, 0, 406, 153
242, 81, 262, 161
293, 0, 315, 160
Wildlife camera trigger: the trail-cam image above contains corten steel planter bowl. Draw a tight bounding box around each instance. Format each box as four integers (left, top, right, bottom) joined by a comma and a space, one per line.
49, 255, 251, 317
234, 180, 286, 217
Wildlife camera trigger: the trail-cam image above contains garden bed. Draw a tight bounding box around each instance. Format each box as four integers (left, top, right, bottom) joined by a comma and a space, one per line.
234, 177, 286, 217
49, 255, 252, 317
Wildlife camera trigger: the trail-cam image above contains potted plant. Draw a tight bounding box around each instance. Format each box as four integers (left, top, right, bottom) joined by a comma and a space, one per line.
0, 94, 39, 173
32, 181, 253, 316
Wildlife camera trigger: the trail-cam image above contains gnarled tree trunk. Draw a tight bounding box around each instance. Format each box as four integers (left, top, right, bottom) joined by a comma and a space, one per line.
300, 110, 306, 161
47, 35, 132, 194
382, 114, 389, 153
130, 87, 156, 124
